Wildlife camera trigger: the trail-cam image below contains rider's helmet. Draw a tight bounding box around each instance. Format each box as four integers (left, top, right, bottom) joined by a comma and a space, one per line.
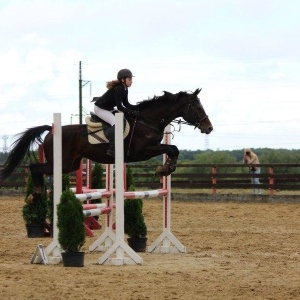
117, 69, 134, 80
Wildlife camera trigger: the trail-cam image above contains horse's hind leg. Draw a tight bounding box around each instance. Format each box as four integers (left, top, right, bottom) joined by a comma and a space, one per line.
29, 162, 53, 193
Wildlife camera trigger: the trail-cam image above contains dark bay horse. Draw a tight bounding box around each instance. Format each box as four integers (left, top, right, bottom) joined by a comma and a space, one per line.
1, 89, 213, 193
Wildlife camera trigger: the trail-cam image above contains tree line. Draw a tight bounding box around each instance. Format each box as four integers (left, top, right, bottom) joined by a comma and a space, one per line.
1, 147, 300, 177
2, 148, 300, 165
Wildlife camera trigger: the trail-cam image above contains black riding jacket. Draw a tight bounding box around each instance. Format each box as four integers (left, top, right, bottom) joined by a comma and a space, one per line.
93, 82, 135, 114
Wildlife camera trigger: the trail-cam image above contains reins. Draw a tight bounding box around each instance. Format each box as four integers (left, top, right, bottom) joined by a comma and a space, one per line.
126, 94, 210, 146
127, 117, 137, 156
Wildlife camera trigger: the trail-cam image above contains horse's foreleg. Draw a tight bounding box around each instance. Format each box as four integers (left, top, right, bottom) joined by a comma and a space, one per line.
155, 156, 178, 177
140, 144, 179, 177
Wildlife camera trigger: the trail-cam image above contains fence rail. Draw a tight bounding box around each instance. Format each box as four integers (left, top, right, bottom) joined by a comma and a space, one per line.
128, 163, 300, 194
1, 163, 300, 194
0, 164, 28, 189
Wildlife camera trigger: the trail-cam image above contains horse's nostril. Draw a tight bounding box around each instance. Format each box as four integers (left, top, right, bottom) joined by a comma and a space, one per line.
207, 126, 213, 133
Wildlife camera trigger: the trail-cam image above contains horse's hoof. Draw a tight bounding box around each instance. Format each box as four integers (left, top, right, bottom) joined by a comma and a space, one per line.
25, 194, 34, 204
155, 165, 164, 177
155, 165, 171, 177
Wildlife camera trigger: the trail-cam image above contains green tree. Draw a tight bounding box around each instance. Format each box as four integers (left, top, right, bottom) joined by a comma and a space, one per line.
92, 163, 104, 189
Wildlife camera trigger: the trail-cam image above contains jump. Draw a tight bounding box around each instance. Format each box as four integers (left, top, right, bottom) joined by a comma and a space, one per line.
0, 89, 213, 194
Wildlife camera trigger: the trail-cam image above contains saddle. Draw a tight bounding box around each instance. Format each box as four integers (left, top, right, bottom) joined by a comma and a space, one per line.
85, 112, 130, 144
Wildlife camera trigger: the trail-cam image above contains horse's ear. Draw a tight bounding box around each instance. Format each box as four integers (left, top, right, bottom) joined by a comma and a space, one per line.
193, 89, 202, 96
193, 88, 202, 96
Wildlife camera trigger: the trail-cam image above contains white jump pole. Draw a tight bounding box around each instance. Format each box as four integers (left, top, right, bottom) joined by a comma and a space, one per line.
147, 125, 186, 253
98, 112, 143, 265
45, 113, 62, 262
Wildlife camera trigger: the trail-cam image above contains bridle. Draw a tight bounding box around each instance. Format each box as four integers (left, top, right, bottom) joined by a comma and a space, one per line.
180, 95, 209, 128
129, 94, 209, 131
126, 94, 209, 155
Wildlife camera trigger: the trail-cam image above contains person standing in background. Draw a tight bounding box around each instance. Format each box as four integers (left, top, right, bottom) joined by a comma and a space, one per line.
243, 148, 262, 195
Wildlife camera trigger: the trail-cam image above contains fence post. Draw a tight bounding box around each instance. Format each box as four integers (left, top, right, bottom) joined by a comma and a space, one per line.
212, 166, 217, 194
268, 166, 274, 195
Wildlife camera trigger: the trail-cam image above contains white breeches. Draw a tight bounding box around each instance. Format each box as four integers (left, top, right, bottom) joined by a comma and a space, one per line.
94, 106, 115, 126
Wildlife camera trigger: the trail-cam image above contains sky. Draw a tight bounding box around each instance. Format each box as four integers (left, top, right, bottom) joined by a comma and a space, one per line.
0, 0, 299, 152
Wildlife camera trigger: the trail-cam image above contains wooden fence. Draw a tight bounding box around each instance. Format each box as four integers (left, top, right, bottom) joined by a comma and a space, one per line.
0, 164, 28, 189
1, 163, 300, 195
128, 163, 300, 195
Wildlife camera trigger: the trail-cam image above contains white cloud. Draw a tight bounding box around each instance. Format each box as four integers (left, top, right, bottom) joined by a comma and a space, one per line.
0, 0, 299, 150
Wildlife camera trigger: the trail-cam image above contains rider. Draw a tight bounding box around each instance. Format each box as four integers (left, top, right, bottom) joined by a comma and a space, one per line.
92, 69, 139, 157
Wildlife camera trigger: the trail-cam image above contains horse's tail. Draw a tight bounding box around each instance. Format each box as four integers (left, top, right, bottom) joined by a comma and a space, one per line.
0, 125, 52, 182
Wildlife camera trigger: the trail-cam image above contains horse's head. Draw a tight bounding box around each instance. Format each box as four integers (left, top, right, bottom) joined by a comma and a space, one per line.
136, 89, 213, 134
180, 89, 213, 134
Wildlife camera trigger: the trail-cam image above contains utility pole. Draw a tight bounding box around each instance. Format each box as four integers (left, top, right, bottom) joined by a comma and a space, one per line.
2, 135, 9, 152
78, 61, 91, 124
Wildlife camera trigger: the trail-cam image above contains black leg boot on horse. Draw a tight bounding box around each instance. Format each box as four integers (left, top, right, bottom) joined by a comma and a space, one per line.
106, 125, 115, 157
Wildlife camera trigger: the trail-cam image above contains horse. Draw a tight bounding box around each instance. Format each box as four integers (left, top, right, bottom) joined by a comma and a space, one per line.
0, 88, 213, 195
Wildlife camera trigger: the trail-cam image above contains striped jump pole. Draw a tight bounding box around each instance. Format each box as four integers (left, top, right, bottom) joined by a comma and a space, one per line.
75, 190, 112, 236
124, 189, 168, 199
75, 191, 111, 202
97, 112, 143, 265
89, 116, 186, 262
83, 207, 112, 217
83, 203, 115, 217
70, 187, 107, 193
82, 203, 107, 210
147, 124, 186, 254
82, 202, 112, 236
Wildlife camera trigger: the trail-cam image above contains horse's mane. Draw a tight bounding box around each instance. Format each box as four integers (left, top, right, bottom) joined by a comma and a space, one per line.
136, 91, 189, 110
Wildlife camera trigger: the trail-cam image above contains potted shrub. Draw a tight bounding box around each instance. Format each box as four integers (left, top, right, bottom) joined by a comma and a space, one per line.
22, 174, 47, 237
22, 193, 48, 237
124, 166, 147, 252
46, 174, 70, 237
57, 189, 85, 267
124, 198, 148, 252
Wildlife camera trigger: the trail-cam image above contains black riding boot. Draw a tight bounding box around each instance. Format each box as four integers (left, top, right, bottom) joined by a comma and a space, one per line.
106, 125, 115, 157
